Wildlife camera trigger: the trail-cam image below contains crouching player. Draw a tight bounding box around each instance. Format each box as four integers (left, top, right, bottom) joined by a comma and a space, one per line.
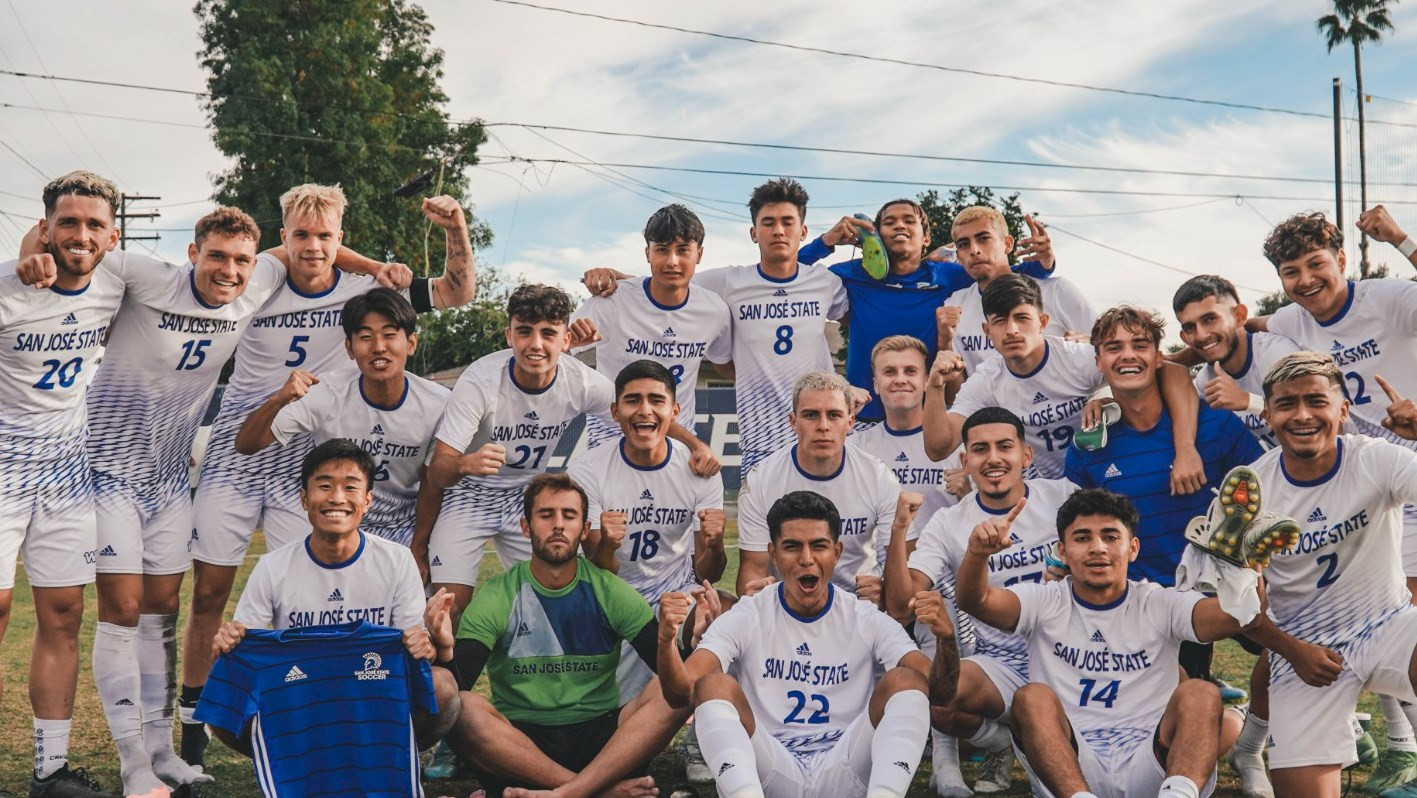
658, 490, 957, 798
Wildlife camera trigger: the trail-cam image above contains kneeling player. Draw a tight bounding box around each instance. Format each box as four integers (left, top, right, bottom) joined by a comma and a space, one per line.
958, 489, 1272, 798
197, 440, 460, 793
659, 490, 956, 798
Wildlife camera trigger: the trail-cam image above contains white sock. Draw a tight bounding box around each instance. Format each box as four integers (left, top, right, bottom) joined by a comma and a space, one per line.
1383, 695, 1417, 752
95, 623, 164, 794
967, 717, 1012, 751
867, 690, 930, 798
32, 717, 70, 779
1234, 706, 1269, 757
694, 700, 764, 798
930, 728, 967, 787
1158, 774, 1200, 798
1398, 701, 1417, 755
138, 614, 211, 785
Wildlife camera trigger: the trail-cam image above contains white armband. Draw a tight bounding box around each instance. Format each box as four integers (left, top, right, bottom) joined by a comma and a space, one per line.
1247, 393, 1265, 416
1398, 236, 1417, 259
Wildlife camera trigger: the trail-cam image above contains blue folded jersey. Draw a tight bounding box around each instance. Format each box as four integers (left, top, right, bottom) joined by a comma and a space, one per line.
196, 621, 437, 798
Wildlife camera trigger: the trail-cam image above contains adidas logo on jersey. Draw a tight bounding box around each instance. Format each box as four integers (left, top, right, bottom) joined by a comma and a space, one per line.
99, 545, 117, 557
640, 489, 654, 501
1089, 630, 1106, 644
796, 642, 811, 656
525, 411, 540, 421
1032, 391, 1049, 405
772, 288, 788, 297
1104, 463, 1122, 478
371, 424, 385, 436
285, 666, 307, 683
516, 622, 532, 638
662, 327, 676, 338
328, 588, 344, 602
431, 556, 442, 566
1308, 507, 1327, 523
895, 452, 909, 462
1008, 532, 1023, 546
114, 698, 134, 706
61, 313, 78, 326
1332, 340, 1344, 351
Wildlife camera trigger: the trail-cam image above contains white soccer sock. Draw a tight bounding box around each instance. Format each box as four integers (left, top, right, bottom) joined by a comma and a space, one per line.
866, 690, 930, 798
694, 700, 764, 798
32, 717, 70, 779
1157, 774, 1199, 798
1234, 705, 1270, 756
930, 728, 969, 790
138, 614, 211, 785
967, 716, 1012, 751
94, 623, 164, 794
1383, 695, 1417, 752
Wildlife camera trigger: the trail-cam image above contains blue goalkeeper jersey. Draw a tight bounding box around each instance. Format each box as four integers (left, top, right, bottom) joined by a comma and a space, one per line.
196, 621, 437, 798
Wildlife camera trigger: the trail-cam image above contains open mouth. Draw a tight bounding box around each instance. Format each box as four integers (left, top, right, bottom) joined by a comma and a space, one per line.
320, 508, 353, 519
1115, 364, 1144, 376
981, 466, 1009, 480
630, 420, 658, 433
1284, 424, 1323, 440
1297, 285, 1325, 299
369, 357, 392, 369
797, 574, 821, 592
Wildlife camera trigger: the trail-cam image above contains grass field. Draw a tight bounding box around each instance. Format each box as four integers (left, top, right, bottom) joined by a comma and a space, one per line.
0, 522, 1388, 796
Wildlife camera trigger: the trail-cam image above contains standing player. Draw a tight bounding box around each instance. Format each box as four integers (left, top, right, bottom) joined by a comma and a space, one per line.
417, 284, 715, 621
957, 489, 1267, 798
198, 439, 460, 794
946, 206, 1094, 373
567, 204, 731, 448
657, 490, 950, 798
886, 407, 1078, 796
2, 171, 125, 797
851, 335, 961, 525
233, 288, 450, 545
735, 371, 906, 597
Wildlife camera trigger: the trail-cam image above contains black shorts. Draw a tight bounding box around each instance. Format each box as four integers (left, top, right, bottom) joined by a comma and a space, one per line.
473, 707, 646, 797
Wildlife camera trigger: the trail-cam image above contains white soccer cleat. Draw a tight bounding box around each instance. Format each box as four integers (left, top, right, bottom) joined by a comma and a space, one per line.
1228, 748, 1276, 798
973, 744, 1016, 794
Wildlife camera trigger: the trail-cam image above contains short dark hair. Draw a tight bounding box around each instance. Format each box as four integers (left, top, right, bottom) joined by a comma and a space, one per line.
301, 439, 376, 490
506, 284, 573, 326
1056, 489, 1139, 540
1171, 275, 1240, 315
522, 472, 589, 522
644, 204, 705, 246
1090, 305, 1164, 349
961, 407, 1025, 445
342, 287, 418, 339
748, 178, 809, 224
981, 274, 1044, 320
615, 359, 677, 401
1263, 212, 1342, 267
194, 206, 261, 248
767, 490, 841, 542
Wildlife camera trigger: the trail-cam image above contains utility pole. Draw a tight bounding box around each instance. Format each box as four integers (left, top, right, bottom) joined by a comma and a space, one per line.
117, 193, 160, 251
1333, 78, 1344, 234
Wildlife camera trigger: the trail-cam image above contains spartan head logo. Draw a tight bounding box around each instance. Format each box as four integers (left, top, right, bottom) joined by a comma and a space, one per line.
362, 652, 383, 672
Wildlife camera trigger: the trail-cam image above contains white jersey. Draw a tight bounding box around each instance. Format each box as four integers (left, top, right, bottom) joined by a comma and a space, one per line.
270, 368, 450, 540
435, 350, 614, 490
950, 276, 1096, 374
694, 263, 848, 460
950, 338, 1101, 478
567, 439, 723, 604
1192, 331, 1299, 450
698, 583, 919, 761
1268, 279, 1417, 450
1011, 579, 1202, 761
1252, 435, 1417, 647
234, 532, 425, 631
737, 443, 904, 592
572, 278, 731, 445
851, 422, 959, 523
909, 478, 1077, 675
87, 251, 285, 489
0, 265, 124, 464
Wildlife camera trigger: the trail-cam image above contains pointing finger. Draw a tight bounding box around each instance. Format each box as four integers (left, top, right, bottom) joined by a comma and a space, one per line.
1376, 374, 1404, 404
1004, 496, 1028, 525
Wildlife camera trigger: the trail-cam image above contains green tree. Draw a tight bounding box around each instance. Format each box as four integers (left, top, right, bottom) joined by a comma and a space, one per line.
916, 187, 1026, 263
195, 0, 491, 266
1318, 0, 1397, 278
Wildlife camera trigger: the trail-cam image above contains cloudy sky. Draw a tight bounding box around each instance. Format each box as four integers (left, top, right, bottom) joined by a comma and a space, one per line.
3, 0, 1417, 335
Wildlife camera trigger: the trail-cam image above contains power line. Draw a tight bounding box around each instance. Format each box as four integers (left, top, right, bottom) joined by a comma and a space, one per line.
1045, 222, 1272, 295
1036, 197, 1230, 219
0, 138, 47, 178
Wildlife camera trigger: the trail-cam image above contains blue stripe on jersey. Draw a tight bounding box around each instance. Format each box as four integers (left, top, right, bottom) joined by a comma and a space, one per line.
541, 581, 622, 656
1064, 404, 1263, 585
195, 621, 435, 798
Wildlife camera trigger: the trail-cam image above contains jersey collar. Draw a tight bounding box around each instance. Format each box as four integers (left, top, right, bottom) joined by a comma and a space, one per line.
359, 375, 410, 411
642, 277, 689, 311
778, 581, 835, 623
619, 437, 673, 471
790, 444, 846, 481
1071, 581, 1129, 611
1281, 437, 1344, 487
507, 356, 558, 395
975, 484, 1029, 515
286, 269, 341, 299
1316, 281, 1357, 328
189, 270, 224, 309
305, 532, 367, 569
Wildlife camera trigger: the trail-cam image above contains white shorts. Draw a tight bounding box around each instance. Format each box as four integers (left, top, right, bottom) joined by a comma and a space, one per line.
1017, 724, 1216, 798
1401, 505, 1417, 577
966, 653, 1028, 716
749, 711, 877, 798
190, 466, 309, 566
94, 473, 193, 576
1269, 606, 1417, 770
0, 454, 97, 589
427, 483, 532, 587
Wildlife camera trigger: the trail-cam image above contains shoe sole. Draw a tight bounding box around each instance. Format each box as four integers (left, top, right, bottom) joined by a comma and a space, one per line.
1242, 516, 1300, 568
1208, 467, 1261, 558
860, 232, 889, 280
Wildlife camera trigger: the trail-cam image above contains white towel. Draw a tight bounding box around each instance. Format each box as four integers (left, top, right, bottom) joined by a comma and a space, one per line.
1175, 541, 1261, 627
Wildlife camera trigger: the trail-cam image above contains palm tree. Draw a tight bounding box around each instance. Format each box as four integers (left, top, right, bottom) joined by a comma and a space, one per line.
1318, 0, 1396, 278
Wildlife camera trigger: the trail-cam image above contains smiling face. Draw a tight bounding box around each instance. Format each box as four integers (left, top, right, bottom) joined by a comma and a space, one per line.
1278, 246, 1348, 322
613, 376, 678, 451
521, 488, 588, 566
750, 202, 807, 265
301, 458, 373, 537
1265, 374, 1348, 463
1095, 323, 1162, 393
984, 301, 1049, 366
963, 422, 1031, 503
345, 310, 414, 380
872, 348, 926, 415
281, 210, 344, 284
506, 315, 569, 383
40, 194, 119, 282
953, 216, 1013, 283
790, 388, 852, 461
1177, 294, 1245, 365
769, 518, 842, 614
188, 232, 260, 306
1060, 513, 1138, 592
877, 201, 929, 263
645, 236, 702, 294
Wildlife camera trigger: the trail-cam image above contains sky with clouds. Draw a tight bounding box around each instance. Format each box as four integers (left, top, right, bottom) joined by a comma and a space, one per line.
3, 0, 1417, 336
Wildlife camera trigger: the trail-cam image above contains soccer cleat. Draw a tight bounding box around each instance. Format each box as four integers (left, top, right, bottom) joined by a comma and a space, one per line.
1227, 748, 1275, 798
28, 765, 118, 798
422, 740, 458, 780
1357, 729, 1383, 768
1212, 677, 1248, 703
1202, 466, 1262, 561
973, 745, 1015, 794
1380, 778, 1417, 798
1238, 512, 1300, 569
853, 213, 890, 280
678, 729, 713, 784
1365, 749, 1417, 793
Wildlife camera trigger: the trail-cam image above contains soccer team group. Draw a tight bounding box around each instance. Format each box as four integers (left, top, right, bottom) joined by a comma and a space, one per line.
6, 170, 1417, 798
